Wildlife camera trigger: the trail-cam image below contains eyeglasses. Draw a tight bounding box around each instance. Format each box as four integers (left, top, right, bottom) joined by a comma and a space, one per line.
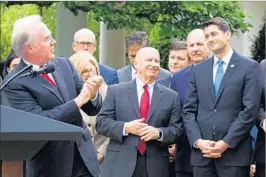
75, 41, 95, 47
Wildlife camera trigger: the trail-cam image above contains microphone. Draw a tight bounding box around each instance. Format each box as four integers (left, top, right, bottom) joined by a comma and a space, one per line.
20, 64, 55, 78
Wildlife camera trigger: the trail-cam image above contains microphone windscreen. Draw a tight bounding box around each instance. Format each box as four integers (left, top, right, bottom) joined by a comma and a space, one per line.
45, 64, 55, 73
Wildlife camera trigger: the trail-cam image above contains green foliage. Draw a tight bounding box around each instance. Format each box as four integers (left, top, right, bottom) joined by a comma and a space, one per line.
64, 1, 252, 68
0, 3, 57, 61
251, 17, 265, 63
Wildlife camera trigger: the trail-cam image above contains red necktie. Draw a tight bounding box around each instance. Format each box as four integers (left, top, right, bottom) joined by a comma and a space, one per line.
137, 84, 150, 154
40, 65, 56, 87
41, 73, 56, 87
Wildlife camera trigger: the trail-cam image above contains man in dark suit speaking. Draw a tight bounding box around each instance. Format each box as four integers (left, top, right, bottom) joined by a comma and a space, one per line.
96, 47, 183, 177
3, 15, 102, 177
183, 17, 261, 177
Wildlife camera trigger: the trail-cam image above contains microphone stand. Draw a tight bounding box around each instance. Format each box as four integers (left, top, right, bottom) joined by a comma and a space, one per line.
0, 65, 33, 91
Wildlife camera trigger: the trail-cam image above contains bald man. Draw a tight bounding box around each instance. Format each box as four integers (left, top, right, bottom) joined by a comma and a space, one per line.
96, 47, 183, 177
73, 28, 119, 85
170, 29, 210, 177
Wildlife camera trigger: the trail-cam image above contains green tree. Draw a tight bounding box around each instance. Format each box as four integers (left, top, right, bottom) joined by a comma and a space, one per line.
63, 1, 252, 68
0, 2, 57, 60
251, 17, 265, 63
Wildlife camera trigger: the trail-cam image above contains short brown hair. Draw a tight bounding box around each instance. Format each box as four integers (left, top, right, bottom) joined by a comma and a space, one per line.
169, 39, 187, 52
202, 17, 230, 32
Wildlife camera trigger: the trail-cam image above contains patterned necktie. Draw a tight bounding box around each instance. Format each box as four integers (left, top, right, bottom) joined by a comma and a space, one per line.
40, 66, 56, 87
214, 60, 224, 97
137, 84, 150, 154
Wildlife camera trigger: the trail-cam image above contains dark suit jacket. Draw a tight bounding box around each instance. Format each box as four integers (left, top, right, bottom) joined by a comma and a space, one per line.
158, 74, 172, 88
96, 80, 183, 177
170, 65, 194, 172
254, 59, 265, 165
183, 51, 261, 167
99, 63, 118, 85
3, 58, 101, 177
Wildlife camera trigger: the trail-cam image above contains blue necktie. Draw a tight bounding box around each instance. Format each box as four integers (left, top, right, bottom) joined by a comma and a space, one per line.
214, 60, 224, 97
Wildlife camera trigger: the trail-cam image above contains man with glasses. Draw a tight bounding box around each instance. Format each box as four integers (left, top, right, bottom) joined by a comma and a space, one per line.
73, 28, 119, 85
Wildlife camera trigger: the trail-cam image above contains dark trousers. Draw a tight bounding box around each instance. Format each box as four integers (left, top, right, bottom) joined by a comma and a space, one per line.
176, 171, 193, 177
71, 144, 93, 177
132, 152, 148, 177
193, 162, 249, 177
256, 163, 265, 177
169, 161, 175, 177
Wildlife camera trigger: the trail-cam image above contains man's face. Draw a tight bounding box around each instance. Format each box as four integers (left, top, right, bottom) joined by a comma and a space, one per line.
28, 25, 56, 65
127, 44, 143, 67
168, 49, 190, 73
187, 34, 210, 64
204, 25, 231, 55
72, 35, 96, 55
135, 49, 160, 82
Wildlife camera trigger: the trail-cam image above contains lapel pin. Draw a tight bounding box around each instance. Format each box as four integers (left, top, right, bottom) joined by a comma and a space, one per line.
230, 64, 235, 67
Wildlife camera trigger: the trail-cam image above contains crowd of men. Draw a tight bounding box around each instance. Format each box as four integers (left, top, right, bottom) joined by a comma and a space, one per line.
0, 15, 265, 177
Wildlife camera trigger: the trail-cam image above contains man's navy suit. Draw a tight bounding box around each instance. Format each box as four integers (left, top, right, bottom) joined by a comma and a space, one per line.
183, 51, 261, 177
99, 63, 118, 85
170, 65, 194, 177
3, 57, 101, 177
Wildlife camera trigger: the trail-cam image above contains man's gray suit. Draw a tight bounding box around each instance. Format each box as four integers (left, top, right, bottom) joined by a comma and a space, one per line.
183, 51, 261, 175
96, 80, 183, 177
118, 65, 171, 82
3, 58, 101, 177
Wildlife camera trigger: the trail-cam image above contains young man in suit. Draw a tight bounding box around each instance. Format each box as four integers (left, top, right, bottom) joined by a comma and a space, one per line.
73, 28, 118, 85
170, 29, 210, 177
117, 31, 171, 82
159, 39, 190, 88
96, 47, 183, 177
183, 17, 261, 177
3, 15, 102, 177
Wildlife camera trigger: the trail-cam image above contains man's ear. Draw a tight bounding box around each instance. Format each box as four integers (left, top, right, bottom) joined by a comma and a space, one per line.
72, 42, 77, 52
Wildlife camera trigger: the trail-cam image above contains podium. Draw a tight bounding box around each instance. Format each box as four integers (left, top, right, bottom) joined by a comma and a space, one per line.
0, 105, 83, 176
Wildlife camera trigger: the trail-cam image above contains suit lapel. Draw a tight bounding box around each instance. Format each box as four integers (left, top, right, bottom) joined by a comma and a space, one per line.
32, 75, 64, 104
214, 52, 239, 105
147, 82, 163, 122
127, 80, 140, 118
51, 62, 70, 102
206, 58, 216, 103
18, 60, 64, 104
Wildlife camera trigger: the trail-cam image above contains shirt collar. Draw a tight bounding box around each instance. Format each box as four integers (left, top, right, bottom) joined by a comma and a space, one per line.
213, 48, 233, 65
22, 59, 41, 70
135, 76, 155, 89
131, 66, 136, 74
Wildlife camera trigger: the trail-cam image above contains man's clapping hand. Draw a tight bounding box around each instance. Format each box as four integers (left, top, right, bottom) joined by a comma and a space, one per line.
74, 75, 103, 108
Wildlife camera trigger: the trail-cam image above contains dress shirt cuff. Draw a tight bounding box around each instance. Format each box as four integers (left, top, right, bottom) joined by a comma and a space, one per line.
123, 124, 129, 136
260, 119, 265, 129
193, 139, 200, 148
90, 92, 99, 103
157, 128, 164, 141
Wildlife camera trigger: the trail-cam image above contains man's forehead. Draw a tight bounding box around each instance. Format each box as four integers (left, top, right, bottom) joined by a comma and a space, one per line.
138, 50, 160, 60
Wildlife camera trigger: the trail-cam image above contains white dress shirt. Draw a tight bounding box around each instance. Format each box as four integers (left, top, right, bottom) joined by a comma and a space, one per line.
213, 48, 233, 82
123, 76, 163, 140
131, 66, 137, 80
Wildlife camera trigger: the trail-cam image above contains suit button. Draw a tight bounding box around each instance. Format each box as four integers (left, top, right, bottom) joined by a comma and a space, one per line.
88, 123, 91, 127
214, 109, 217, 112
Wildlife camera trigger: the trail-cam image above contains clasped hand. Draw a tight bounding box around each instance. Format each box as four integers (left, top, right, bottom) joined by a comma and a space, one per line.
196, 139, 229, 158
124, 118, 159, 141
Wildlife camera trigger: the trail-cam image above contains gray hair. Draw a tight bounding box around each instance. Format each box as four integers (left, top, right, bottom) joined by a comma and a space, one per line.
11, 15, 43, 58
